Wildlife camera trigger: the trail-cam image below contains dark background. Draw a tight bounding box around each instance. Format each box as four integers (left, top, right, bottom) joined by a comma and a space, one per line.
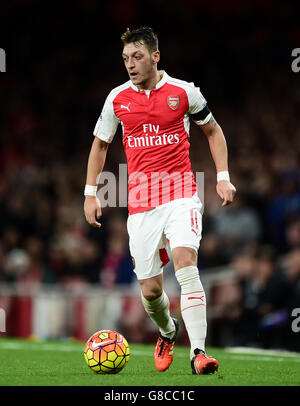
0, 0, 300, 349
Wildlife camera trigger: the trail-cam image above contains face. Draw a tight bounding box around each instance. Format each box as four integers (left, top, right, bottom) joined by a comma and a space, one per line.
122, 42, 160, 88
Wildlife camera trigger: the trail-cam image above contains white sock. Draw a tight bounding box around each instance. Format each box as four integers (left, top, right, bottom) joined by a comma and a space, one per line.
141, 291, 175, 339
175, 266, 207, 359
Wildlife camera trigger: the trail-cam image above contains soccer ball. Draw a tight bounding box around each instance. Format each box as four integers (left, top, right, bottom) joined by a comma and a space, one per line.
84, 330, 130, 374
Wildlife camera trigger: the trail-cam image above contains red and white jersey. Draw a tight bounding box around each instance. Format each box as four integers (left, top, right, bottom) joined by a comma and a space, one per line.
93, 71, 211, 215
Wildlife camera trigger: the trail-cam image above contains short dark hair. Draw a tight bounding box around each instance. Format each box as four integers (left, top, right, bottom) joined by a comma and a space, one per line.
121, 26, 158, 54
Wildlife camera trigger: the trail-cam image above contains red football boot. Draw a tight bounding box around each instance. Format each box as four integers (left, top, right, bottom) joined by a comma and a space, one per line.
154, 318, 179, 372
191, 348, 219, 374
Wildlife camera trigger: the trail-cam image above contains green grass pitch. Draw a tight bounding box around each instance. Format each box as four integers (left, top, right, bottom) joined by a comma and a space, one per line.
0, 337, 299, 386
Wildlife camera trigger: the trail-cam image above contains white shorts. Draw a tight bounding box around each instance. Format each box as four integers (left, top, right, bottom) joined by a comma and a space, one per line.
127, 194, 203, 280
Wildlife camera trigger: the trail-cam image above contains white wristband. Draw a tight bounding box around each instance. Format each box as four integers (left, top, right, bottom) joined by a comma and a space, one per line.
84, 184, 97, 196
217, 171, 230, 182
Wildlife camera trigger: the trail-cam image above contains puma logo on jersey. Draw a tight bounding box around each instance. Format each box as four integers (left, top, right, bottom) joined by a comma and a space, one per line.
121, 102, 131, 112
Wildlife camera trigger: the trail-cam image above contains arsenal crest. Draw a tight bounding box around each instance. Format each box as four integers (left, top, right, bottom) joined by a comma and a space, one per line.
167, 95, 180, 110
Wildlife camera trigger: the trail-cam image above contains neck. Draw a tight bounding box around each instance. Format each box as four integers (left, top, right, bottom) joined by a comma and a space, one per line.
137, 70, 162, 90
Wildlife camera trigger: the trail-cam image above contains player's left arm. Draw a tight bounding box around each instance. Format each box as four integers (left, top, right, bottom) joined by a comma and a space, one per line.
198, 115, 236, 206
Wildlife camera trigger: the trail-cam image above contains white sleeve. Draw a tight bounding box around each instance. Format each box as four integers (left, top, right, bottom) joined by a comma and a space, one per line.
187, 84, 212, 125
93, 93, 120, 143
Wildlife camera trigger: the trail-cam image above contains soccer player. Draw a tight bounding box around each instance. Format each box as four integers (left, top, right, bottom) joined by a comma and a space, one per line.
84, 26, 236, 374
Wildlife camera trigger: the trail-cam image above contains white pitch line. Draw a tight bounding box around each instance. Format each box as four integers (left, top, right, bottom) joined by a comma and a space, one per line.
0, 342, 80, 352
132, 350, 300, 363
225, 346, 300, 358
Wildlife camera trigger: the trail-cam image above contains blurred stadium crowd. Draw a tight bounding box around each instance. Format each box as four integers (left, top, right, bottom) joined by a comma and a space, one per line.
0, 0, 300, 350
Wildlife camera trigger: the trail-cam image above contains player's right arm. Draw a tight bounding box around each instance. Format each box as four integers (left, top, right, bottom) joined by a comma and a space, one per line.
84, 137, 109, 228
84, 90, 120, 228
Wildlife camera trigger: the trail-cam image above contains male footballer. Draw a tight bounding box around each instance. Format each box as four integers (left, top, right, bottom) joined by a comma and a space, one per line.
84, 26, 236, 374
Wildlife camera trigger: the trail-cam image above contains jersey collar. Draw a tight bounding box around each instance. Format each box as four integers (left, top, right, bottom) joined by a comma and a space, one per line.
130, 70, 168, 92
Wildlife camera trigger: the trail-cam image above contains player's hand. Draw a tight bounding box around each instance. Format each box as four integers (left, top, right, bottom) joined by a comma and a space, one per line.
216, 180, 236, 207
84, 196, 102, 228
